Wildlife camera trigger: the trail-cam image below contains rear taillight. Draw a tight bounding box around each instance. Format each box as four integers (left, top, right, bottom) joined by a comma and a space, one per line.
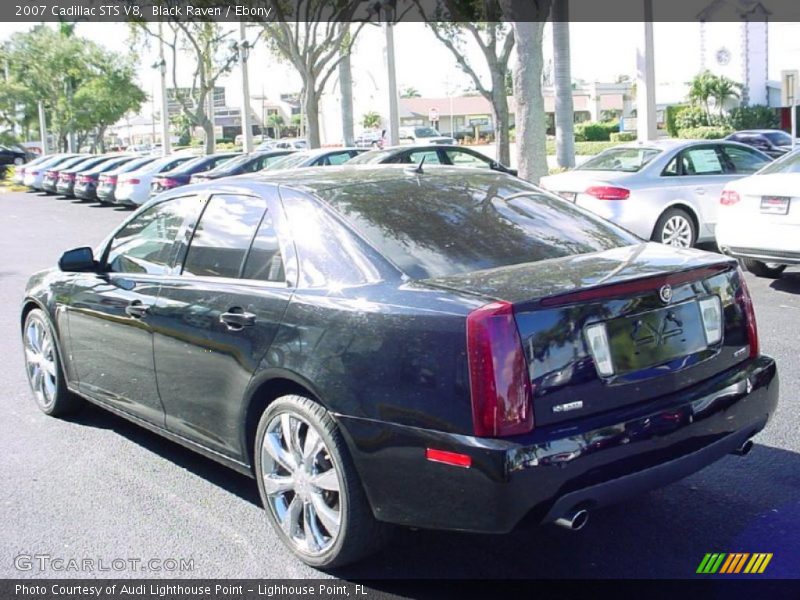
736, 267, 759, 358
77, 175, 90, 183
160, 177, 180, 188
721, 190, 741, 205
698, 296, 723, 345
105, 176, 117, 184
585, 185, 630, 200
61, 173, 75, 181
29, 170, 39, 176
127, 178, 140, 184
466, 301, 533, 437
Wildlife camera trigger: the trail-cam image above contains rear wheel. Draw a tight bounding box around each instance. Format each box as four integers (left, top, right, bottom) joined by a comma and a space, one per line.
254, 394, 390, 568
22, 309, 82, 416
653, 208, 696, 248
742, 259, 786, 279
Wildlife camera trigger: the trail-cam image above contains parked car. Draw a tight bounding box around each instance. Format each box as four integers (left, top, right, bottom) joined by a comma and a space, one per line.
717, 147, 800, 278
22, 165, 777, 568
56, 155, 122, 198
74, 155, 138, 201
96, 156, 158, 204
150, 153, 239, 197
347, 144, 517, 175
23, 154, 83, 191
0, 144, 30, 167
354, 130, 384, 148
17, 154, 72, 187
725, 129, 793, 159
114, 154, 196, 206
235, 134, 272, 146
398, 125, 455, 145
268, 138, 308, 151
260, 147, 366, 171
540, 140, 772, 247
42, 155, 93, 193
190, 150, 295, 183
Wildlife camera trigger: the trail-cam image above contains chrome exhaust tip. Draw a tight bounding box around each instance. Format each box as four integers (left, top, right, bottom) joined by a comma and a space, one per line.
554, 508, 589, 531
732, 439, 754, 456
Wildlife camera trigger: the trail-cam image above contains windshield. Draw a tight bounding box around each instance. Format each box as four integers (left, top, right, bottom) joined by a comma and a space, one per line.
321, 175, 638, 280
578, 147, 662, 172
757, 148, 800, 174
764, 131, 792, 146
262, 152, 310, 170
414, 127, 440, 138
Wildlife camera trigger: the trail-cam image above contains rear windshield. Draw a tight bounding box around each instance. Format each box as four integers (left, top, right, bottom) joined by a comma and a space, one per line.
578, 147, 662, 172
263, 153, 311, 170
764, 131, 791, 146
414, 127, 440, 138
757, 148, 800, 174
321, 175, 639, 279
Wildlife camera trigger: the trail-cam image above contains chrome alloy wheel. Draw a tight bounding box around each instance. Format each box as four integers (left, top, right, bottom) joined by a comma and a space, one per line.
261, 412, 343, 556
661, 215, 693, 247
24, 316, 57, 409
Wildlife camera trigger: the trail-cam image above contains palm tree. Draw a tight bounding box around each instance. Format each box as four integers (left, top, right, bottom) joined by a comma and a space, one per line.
688, 70, 716, 121
710, 75, 742, 116
400, 86, 421, 98
267, 113, 284, 139
552, 0, 575, 168
361, 111, 381, 129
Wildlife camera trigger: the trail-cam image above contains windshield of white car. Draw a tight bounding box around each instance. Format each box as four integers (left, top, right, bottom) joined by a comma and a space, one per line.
577, 147, 662, 172
757, 149, 800, 174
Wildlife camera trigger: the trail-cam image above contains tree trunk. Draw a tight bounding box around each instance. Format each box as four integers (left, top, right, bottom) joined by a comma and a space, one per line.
97, 126, 106, 153
511, 21, 548, 183
489, 67, 511, 166
305, 88, 321, 148
339, 49, 355, 147
552, 0, 575, 168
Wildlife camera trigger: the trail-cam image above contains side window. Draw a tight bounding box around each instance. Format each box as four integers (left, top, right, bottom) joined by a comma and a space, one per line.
682, 147, 725, 175
241, 211, 285, 282
407, 150, 442, 164
325, 151, 354, 166
182, 195, 267, 278
662, 155, 679, 176
210, 155, 234, 169
722, 145, 771, 174
257, 154, 285, 170
445, 149, 491, 168
105, 196, 199, 275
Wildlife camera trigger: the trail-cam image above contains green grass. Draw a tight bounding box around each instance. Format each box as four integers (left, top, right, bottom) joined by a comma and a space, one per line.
545, 140, 626, 155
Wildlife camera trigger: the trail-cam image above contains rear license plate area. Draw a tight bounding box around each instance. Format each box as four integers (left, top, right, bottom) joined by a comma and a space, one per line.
604, 300, 707, 375
761, 196, 790, 215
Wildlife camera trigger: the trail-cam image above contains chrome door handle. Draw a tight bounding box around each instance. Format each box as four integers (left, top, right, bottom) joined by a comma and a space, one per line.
125, 301, 150, 318
694, 188, 706, 195
220, 308, 256, 330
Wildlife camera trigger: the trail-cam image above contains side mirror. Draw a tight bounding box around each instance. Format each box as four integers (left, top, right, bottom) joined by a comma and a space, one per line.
59, 247, 97, 272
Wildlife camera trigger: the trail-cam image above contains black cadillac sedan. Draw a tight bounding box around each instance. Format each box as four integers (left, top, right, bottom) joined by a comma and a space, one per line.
21, 166, 778, 568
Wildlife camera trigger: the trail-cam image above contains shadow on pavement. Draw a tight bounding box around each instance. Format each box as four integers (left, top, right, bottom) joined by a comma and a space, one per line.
770, 272, 800, 295
66, 401, 800, 579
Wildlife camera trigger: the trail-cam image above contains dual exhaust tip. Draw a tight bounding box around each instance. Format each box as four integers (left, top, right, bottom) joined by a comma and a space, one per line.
553, 439, 755, 532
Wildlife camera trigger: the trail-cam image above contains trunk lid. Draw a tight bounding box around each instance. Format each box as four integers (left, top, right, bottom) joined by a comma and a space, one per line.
422, 243, 752, 426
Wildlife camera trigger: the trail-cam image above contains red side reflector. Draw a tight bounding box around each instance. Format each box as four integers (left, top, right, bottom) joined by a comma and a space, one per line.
425, 448, 472, 468
721, 190, 740, 205
585, 185, 630, 200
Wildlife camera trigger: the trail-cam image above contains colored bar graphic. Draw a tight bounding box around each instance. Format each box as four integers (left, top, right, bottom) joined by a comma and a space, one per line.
700, 552, 772, 575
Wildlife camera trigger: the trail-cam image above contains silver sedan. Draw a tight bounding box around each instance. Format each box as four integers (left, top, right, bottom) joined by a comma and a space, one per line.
540, 139, 772, 247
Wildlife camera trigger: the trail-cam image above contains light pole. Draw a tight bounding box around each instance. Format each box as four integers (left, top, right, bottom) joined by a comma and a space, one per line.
152, 21, 171, 155
636, 0, 657, 142
38, 101, 48, 154
232, 23, 254, 153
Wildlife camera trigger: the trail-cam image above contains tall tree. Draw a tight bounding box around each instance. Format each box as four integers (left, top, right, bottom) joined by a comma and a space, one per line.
711, 75, 742, 115
552, 0, 575, 168
400, 86, 421, 98
421, 4, 515, 165
262, 1, 366, 148
500, 0, 553, 182
131, 22, 239, 154
338, 24, 355, 147
688, 70, 716, 121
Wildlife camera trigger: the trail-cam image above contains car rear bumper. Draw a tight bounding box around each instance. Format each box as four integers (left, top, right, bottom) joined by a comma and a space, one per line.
721, 246, 800, 265
337, 355, 778, 533
74, 183, 97, 199
56, 183, 74, 196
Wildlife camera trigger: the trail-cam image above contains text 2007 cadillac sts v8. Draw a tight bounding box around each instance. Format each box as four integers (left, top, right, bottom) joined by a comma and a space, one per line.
21, 166, 778, 567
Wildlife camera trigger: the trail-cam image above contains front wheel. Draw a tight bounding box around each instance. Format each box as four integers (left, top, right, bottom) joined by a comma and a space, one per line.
742, 259, 786, 279
652, 208, 697, 248
22, 309, 82, 416
254, 395, 390, 568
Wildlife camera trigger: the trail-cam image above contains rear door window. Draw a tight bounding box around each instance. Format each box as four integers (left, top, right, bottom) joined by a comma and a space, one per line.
444, 149, 491, 168
720, 145, 771, 174
681, 146, 725, 175
241, 211, 285, 282
182, 194, 267, 278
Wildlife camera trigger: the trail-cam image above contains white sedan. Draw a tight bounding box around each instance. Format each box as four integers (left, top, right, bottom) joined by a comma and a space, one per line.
114, 153, 195, 206
717, 149, 800, 278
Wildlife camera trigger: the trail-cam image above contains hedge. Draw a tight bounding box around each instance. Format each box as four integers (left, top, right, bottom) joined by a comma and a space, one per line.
610, 132, 637, 142
677, 126, 733, 140
574, 120, 620, 142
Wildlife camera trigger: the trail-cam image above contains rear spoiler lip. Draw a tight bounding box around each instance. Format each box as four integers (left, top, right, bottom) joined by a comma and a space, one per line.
535, 261, 737, 309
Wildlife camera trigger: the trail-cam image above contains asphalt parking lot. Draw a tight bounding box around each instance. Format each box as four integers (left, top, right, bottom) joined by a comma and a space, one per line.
1, 190, 798, 580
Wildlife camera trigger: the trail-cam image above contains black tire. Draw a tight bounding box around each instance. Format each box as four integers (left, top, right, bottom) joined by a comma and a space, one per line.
652, 208, 697, 248
254, 394, 390, 568
22, 309, 82, 417
742, 259, 786, 279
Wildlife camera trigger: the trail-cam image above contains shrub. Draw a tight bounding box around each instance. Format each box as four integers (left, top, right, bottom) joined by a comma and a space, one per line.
675, 107, 709, 130
728, 105, 779, 130
665, 104, 690, 137
574, 121, 619, 142
677, 126, 733, 140
610, 131, 637, 142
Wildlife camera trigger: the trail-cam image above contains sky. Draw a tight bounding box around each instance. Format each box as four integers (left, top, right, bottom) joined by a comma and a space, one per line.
1, 21, 799, 117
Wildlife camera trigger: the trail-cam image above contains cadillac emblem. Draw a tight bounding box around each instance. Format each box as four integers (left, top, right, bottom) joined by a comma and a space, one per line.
659, 284, 673, 304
